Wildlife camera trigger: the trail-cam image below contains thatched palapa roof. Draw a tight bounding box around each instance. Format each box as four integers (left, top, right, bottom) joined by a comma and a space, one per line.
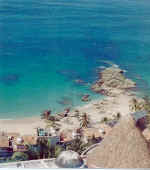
86, 115, 150, 168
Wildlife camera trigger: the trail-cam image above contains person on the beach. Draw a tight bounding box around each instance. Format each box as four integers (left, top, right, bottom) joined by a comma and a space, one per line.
8, 136, 14, 147
64, 108, 70, 117
76, 128, 82, 137
8, 137, 12, 147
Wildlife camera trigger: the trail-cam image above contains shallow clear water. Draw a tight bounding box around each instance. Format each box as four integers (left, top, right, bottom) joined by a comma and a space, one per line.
0, 0, 150, 118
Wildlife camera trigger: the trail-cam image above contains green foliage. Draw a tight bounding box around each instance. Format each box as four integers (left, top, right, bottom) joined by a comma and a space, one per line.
36, 137, 64, 158
25, 145, 40, 160
116, 112, 121, 119
103, 117, 108, 122
129, 98, 139, 111
36, 138, 50, 158
66, 138, 88, 155
54, 145, 65, 158
11, 152, 29, 161
41, 110, 51, 120
45, 116, 60, 129
130, 97, 146, 112
0, 157, 16, 163
65, 135, 101, 155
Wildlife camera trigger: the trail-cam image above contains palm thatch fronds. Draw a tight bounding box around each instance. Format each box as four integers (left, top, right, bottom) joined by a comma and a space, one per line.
86, 116, 150, 168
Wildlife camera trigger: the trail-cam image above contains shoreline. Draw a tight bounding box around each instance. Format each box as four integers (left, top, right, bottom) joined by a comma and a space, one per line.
0, 116, 45, 135
0, 98, 104, 135
0, 65, 144, 136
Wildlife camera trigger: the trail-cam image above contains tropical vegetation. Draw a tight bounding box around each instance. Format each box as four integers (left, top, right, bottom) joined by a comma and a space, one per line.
80, 113, 90, 128
11, 152, 29, 161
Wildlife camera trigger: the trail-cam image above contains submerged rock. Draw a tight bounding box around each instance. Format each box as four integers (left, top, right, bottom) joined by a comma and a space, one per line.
81, 94, 91, 102
74, 79, 85, 85
0, 73, 20, 85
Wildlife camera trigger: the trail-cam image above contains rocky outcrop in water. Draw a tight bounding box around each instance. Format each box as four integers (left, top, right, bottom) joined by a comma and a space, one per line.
81, 94, 90, 102
91, 66, 136, 96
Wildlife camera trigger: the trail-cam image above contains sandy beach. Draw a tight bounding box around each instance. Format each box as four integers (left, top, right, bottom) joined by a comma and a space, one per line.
58, 92, 138, 131
0, 116, 45, 135
0, 66, 141, 136
0, 92, 136, 135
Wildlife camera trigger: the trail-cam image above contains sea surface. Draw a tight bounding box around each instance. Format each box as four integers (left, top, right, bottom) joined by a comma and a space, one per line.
0, 0, 150, 118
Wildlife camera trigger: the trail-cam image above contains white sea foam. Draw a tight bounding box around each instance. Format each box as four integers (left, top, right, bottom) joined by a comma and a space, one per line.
112, 64, 119, 68
98, 66, 106, 69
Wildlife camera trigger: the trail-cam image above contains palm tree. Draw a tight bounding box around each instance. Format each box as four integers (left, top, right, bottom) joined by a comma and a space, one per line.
11, 152, 29, 161
131, 98, 138, 111
80, 113, 90, 129
36, 137, 64, 158
36, 137, 49, 158
45, 116, 60, 130
49, 143, 64, 158
41, 110, 51, 120
25, 144, 40, 160
66, 137, 87, 155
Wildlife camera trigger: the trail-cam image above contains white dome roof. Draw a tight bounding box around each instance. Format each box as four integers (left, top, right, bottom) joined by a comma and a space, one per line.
16, 137, 23, 144
72, 131, 77, 138
99, 128, 105, 133
55, 150, 84, 168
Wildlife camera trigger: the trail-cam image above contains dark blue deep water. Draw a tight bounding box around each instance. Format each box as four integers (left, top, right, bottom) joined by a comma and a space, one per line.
0, 0, 150, 118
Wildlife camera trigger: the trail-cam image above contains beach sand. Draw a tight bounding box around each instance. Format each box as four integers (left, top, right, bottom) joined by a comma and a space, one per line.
0, 66, 140, 136
53, 92, 137, 132
0, 116, 45, 135
0, 92, 135, 135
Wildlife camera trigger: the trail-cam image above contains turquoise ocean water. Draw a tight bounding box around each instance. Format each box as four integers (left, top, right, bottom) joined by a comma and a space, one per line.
0, 0, 150, 118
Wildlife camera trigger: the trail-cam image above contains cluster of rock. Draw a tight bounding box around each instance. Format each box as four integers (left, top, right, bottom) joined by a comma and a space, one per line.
81, 94, 91, 102
91, 66, 136, 96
